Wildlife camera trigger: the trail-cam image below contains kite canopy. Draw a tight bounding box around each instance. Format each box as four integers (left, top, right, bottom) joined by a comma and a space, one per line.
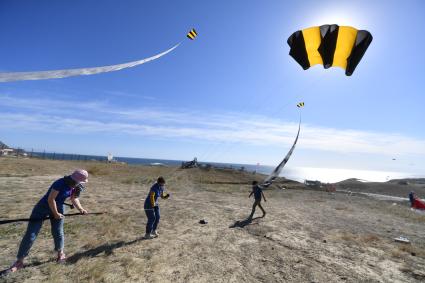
287, 24, 372, 76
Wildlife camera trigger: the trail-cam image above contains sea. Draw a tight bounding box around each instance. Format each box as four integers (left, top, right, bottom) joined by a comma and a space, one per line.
31, 152, 423, 184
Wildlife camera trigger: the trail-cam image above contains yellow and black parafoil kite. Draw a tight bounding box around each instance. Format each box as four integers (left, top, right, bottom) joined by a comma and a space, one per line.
297, 102, 305, 108
287, 24, 372, 76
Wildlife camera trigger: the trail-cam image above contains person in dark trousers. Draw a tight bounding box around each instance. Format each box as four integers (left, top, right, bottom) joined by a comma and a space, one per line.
248, 181, 266, 219
143, 177, 169, 239
7, 169, 89, 273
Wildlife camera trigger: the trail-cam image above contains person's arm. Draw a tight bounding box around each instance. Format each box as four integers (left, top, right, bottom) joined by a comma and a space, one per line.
262, 191, 267, 202
248, 190, 253, 198
48, 190, 64, 219
70, 196, 88, 214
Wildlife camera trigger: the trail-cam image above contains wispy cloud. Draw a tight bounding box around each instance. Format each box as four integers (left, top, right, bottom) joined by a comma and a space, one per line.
1, 94, 425, 156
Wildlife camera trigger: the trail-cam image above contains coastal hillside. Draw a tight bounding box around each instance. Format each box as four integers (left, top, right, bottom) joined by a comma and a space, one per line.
0, 158, 424, 282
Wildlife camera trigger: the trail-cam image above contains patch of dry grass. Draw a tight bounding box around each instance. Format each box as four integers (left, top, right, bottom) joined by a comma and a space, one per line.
392, 243, 425, 259
86, 165, 111, 177
336, 232, 382, 247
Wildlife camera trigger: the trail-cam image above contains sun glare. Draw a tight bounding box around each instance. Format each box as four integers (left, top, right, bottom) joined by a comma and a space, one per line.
305, 6, 368, 28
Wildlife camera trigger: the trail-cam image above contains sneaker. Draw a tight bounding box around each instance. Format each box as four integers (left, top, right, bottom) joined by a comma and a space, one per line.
56, 252, 66, 264
142, 233, 154, 240
152, 230, 159, 237
8, 261, 24, 273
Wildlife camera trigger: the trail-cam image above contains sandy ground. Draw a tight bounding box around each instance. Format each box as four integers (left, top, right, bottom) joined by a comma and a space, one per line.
0, 157, 424, 283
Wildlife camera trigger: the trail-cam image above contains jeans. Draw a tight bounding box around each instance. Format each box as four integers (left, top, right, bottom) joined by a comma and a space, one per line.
249, 199, 266, 219
17, 201, 64, 259
145, 206, 160, 234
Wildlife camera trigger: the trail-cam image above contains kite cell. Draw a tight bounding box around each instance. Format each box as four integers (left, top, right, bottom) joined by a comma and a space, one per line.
287, 24, 372, 76
0, 29, 198, 82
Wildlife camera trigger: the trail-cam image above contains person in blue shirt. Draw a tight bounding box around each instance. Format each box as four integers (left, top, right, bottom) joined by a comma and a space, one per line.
7, 169, 89, 273
248, 181, 266, 219
143, 177, 169, 239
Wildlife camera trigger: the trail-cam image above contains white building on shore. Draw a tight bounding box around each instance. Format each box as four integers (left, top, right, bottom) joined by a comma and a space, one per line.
0, 148, 14, 156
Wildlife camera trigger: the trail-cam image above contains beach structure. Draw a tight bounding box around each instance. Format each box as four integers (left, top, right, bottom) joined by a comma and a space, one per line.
0, 148, 14, 156
304, 180, 322, 188
181, 157, 198, 169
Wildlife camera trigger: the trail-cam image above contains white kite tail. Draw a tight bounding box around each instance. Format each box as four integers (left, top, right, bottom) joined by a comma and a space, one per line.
0, 43, 181, 82
262, 116, 301, 187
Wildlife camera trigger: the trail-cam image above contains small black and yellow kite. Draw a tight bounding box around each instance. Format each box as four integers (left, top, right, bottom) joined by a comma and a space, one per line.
297, 102, 305, 108
187, 29, 198, 40
287, 25, 372, 76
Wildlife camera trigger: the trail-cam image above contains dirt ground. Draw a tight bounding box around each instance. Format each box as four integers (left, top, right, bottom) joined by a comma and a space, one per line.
0, 157, 424, 282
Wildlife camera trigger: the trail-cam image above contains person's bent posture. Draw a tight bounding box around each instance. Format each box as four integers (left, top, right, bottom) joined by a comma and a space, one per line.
143, 177, 169, 239
248, 181, 266, 219
8, 169, 89, 272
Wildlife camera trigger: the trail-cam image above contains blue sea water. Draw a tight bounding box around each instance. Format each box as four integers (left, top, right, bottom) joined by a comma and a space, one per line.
30, 152, 423, 183
31, 152, 274, 175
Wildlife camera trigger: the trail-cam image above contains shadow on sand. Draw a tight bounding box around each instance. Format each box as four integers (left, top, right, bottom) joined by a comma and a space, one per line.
0, 237, 147, 276
229, 217, 261, 228
0, 259, 55, 277
66, 236, 146, 264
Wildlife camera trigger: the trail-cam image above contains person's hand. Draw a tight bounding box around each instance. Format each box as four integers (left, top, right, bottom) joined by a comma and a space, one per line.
80, 209, 88, 215
264, 199, 267, 202
164, 193, 170, 199
54, 213, 64, 220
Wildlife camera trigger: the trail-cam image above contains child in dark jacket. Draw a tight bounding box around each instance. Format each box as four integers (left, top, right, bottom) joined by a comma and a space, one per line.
143, 177, 169, 239
248, 181, 266, 219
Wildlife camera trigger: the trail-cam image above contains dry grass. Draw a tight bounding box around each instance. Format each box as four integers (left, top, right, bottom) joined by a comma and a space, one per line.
1, 158, 425, 283
335, 232, 382, 247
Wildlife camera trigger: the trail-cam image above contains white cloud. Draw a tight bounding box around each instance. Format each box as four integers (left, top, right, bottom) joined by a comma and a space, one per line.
1, 94, 425, 157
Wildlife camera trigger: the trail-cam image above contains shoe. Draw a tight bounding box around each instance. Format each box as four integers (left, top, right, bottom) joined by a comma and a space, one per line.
152, 230, 159, 237
8, 261, 24, 273
142, 233, 154, 240
56, 252, 66, 264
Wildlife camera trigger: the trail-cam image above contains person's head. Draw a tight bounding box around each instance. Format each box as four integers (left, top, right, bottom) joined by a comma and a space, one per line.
252, 180, 258, 186
157, 176, 165, 186
71, 169, 89, 185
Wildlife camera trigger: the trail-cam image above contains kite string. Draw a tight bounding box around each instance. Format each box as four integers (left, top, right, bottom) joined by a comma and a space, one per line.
199, 72, 324, 165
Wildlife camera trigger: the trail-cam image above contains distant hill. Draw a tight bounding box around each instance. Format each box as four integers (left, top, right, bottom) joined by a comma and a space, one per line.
387, 178, 425, 185
333, 177, 425, 198
0, 140, 9, 149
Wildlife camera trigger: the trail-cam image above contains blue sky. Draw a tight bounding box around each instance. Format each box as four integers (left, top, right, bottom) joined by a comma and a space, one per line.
1, 0, 424, 177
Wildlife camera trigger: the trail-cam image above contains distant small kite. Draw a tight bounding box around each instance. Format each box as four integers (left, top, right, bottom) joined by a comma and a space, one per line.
297, 102, 305, 108
186, 29, 198, 40
0, 29, 198, 83
287, 24, 372, 76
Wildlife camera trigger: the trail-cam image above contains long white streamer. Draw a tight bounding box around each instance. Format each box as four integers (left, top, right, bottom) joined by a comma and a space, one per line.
0, 43, 180, 82
262, 117, 301, 187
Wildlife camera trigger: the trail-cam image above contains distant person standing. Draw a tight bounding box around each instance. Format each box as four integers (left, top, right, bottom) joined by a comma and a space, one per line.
248, 181, 266, 219
143, 177, 169, 239
7, 170, 89, 273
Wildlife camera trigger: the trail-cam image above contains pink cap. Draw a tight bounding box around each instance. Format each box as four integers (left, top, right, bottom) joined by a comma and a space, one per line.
71, 169, 88, 184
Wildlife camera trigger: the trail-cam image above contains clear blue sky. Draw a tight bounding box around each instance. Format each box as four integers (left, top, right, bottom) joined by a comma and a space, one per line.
1, 0, 424, 176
